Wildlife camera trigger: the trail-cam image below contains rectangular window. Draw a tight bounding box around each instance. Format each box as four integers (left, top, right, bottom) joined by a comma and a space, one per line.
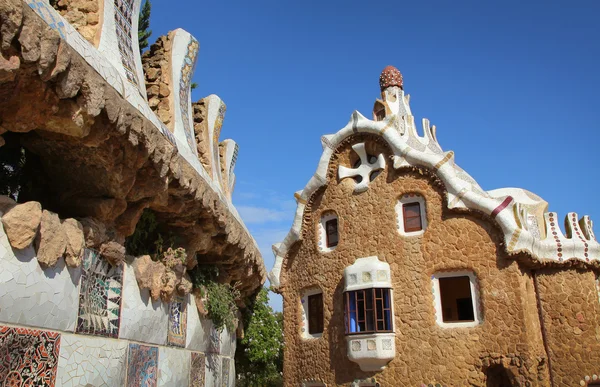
345, 288, 392, 334
439, 276, 475, 322
403, 202, 422, 232
308, 293, 324, 334
375, 108, 385, 121
325, 218, 338, 247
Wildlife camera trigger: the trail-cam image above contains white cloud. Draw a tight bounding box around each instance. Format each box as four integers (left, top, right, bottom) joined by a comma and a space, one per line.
237, 206, 290, 224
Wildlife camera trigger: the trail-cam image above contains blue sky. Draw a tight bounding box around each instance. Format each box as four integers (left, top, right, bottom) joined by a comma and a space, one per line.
147, 1, 599, 310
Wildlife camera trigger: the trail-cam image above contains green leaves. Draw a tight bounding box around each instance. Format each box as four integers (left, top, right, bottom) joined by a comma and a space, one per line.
138, 0, 152, 54
236, 289, 283, 387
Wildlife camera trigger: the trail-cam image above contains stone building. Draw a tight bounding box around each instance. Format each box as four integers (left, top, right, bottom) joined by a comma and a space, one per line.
0, 0, 264, 385
269, 66, 600, 386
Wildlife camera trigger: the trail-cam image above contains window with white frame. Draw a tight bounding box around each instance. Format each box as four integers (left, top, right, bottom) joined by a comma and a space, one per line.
396, 194, 427, 236
300, 288, 324, 338
302, 381, 326, 387
432, 271, 482, 328
318, 211, 339, 252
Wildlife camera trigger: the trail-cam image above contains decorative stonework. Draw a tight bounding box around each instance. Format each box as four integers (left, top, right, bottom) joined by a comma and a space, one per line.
580, 374, 600, 386
114, 0, 139, 87
76, 249, 123, 338
167, 295, 187, 347
0, 326, 61, 387
179, 36, 200, 156
190, 352, 206, 387
338, 143, 385, 193
126, 344, 158, 387
352, 378, 380, 387
221, 357, 230, 387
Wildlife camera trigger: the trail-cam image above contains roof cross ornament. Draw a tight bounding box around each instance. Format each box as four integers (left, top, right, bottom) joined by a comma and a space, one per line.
338, 143, 385, 193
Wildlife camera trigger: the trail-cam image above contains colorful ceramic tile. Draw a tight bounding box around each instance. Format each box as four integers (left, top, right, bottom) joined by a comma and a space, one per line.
126, 344, 158, 387
76, 248, 123, 338
190, 352, 205, 387
167, 296, 187, 347
114, 0, 139, 87
179, 36, 200, 156
26, 0, 66, 39
0, 326, 61, 387
221, 357, 230, 387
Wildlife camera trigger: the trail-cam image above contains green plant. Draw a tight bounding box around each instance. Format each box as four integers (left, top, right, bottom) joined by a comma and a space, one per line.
189, 265, 240, 332
159, 246, 187, 268
235, 288, 283, 387
138, 0, 152, 54
124, 209, 158, 256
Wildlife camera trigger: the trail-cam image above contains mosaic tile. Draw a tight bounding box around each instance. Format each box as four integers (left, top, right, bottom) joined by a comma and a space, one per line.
382, 339, 393, 350
367, 339, 376, 351
56, 333, 127, 386
0, 223, 80, 332
186, 294, 213, 351
26, 0, 66, 39
157, 346, 189, 386
190, 352, 206, 387
351, 340, 361, 352
76, 248, 123, 338
167, 296, 187, 347
221, 357, 230, 387
114, 0, 139, 87
126, 344, 158, 387
119, 263, 168, 345
0, 326, 61, 387
178, 36, 200, 156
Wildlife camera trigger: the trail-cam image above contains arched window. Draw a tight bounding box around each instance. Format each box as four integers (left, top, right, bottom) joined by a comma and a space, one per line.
318, 212, 339, 252
396, 193, 427, 236
300, 288, 324, 339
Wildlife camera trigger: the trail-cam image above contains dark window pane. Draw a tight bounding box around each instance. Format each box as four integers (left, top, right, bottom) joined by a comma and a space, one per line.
325, 218, 338, 247
366, 310, 374, 331
403, 202, 422, 232
438, 276, 475, 323
344, 288, 393, 334
308, 293, 324, 334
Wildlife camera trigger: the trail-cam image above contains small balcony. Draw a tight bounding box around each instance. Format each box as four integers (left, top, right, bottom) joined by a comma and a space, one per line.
346, 332, 396, 371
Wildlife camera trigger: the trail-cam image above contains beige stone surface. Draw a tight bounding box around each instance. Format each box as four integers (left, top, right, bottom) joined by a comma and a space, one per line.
62, 218, 84, 267
535, 269, 600, 386
278, 136, 551, 386
36, 210, 67, 267
133, 255, 167, 302
1, 201, 42, 249
99, 241, 126, 267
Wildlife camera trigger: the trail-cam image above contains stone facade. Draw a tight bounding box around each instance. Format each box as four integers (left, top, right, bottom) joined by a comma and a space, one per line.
270, 68, 600, 386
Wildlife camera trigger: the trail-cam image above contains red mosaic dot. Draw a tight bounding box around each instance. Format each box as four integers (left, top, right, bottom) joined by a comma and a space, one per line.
558, 253, 563, 257
550, 222, 555, 226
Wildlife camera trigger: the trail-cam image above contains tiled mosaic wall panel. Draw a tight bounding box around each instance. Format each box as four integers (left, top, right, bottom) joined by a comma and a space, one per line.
168, 295, 187, 347
56, 333, 128, 386
120, 261, 168, 345
126, 343, 159, 387
0, 227, 237, 386
76, 249, 123, 338
0, 222, 80, 332
0, 326, 61, 387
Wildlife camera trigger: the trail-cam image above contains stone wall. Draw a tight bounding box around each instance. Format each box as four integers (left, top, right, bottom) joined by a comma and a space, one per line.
535, 269, 600, 386
279, 136, 551, 386
53, 0, 102, 46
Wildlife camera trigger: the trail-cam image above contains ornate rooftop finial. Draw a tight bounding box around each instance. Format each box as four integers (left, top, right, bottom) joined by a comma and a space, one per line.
379, 65, 403, 91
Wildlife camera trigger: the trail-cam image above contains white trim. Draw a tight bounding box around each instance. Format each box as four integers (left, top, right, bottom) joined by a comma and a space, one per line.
318, 211, 338, 253
396, 194, 427, 236
300, 288, 324, 340
431, 271, 482, 328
